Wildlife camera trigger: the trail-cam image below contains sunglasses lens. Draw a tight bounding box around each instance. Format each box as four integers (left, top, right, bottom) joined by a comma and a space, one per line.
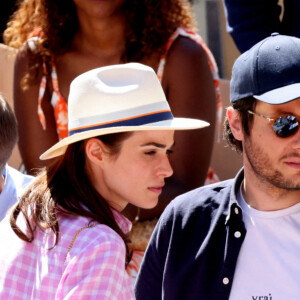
273, 115, 299, 138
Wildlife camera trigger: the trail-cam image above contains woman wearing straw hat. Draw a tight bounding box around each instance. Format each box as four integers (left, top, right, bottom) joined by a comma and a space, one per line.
4, 0, 220, 203
0, 63, 208, 299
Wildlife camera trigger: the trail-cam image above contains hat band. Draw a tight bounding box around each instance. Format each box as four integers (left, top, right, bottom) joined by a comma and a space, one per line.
69, 110, 173, 136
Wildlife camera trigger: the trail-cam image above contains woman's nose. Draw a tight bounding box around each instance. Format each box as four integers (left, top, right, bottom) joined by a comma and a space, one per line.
157, 156, 173, 178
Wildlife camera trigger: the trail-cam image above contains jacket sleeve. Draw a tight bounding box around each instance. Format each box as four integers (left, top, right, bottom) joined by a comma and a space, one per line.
134, 205, 174, 299
222, 0, 282, 52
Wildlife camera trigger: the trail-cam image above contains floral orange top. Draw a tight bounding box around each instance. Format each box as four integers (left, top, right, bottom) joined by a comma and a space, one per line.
37, 63, 68, 140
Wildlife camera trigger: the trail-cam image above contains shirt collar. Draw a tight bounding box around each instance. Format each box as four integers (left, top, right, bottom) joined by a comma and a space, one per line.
111, 208, 132, 234
225, 167, 244, 225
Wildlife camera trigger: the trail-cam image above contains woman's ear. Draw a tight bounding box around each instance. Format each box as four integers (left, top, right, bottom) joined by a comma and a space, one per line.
227, 106, 244, 142
85, 138, 107, 166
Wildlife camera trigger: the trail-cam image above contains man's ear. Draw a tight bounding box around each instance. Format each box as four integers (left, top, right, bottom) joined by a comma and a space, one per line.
85, 138, 107, 166
227, 106, 244, 141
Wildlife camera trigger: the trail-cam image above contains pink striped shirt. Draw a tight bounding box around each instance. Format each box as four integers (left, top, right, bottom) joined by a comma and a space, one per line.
0, 209, 134, 299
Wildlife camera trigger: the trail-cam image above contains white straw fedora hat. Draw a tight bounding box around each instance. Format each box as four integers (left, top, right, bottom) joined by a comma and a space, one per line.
40, 63, 209, 160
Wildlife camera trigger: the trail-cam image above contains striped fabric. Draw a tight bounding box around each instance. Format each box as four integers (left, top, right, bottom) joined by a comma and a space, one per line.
0, 209, 134, 299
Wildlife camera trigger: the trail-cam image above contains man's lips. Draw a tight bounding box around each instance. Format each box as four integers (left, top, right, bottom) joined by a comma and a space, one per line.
283, 155, 300, 169
284, 161, 300, 170
281, 153, 300, 170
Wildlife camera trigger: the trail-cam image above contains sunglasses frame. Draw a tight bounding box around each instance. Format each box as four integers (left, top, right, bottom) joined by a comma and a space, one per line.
247, 110, 299, 138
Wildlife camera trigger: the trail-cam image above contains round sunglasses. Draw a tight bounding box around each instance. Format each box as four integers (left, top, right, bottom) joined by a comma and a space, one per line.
248, 110, 299, 138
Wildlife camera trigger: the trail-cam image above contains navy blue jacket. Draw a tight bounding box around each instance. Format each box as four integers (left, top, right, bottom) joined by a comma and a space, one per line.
135, 169, 246, 300
223, 0, 300, 53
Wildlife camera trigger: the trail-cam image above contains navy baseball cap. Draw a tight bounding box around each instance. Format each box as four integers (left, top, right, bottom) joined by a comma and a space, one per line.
230, 33, 300, 104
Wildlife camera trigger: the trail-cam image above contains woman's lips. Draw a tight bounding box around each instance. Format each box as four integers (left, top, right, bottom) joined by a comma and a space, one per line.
148, 186, 164, 194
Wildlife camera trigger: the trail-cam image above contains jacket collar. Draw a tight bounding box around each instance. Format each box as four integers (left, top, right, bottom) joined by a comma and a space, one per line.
225, 168, 244, 225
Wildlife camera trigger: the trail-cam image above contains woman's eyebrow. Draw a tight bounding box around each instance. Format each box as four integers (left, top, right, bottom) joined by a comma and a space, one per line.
140, 142, 175, 148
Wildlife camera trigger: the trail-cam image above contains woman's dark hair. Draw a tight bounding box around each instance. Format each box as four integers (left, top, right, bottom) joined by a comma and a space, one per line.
224, 97, 257, 153
10, 131, 133, 267
4, 0, 195, 88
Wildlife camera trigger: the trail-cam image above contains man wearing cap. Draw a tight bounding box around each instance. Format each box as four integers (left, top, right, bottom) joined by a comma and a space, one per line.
135, 33, 300, 299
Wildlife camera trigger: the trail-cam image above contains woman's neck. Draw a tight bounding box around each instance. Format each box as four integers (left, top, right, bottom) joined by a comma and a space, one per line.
72, 13, 126, 57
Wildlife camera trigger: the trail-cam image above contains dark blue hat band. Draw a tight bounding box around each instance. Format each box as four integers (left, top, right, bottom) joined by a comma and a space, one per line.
69, 110, 173, 136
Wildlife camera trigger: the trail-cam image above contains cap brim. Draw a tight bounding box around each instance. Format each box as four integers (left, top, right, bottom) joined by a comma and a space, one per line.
40, 118, 209, 160
254, 82, 300, 104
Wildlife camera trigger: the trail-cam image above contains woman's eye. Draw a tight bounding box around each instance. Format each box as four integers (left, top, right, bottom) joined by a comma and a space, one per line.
145, 150, 156, 155
144, 149, 173, 156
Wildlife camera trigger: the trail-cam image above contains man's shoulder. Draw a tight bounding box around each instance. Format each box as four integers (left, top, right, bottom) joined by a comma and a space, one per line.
163, 178, 234, 220
154, 178, 236, 248
176, 178, 233, 204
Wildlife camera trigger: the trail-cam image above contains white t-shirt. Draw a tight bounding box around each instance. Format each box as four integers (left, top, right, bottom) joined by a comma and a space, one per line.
0, 165, 33, 221
229, 186, 300, 300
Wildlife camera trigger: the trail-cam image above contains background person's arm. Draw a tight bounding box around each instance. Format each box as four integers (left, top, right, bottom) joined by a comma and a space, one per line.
14, 48, 58, 174
223, 0, 282, 52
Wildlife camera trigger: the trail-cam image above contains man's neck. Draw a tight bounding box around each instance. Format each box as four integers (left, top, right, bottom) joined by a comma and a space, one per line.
242, 171, 300, 211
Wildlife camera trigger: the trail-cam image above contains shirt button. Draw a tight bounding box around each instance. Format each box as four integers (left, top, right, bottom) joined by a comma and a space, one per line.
234, 231, 241, 238
234, 207, 239, 214
223, 277, 230, 285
